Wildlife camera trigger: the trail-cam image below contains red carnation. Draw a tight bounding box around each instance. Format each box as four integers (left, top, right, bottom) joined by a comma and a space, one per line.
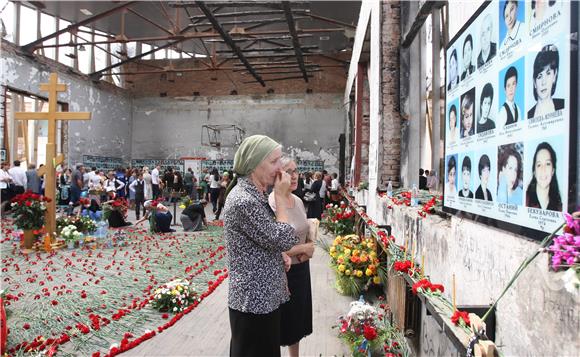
363, 324, 378, 340
51, 300, 58, 306
23, 323, 30, 330
451, 310, 471, 326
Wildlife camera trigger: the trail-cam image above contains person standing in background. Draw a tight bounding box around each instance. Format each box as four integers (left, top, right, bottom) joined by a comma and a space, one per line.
8, 160, 26, 195
151, 165, 160, 199
25, 163, 40, 194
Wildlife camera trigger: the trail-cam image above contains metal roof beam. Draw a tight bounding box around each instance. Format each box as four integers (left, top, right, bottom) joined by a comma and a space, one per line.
282, 1, 309, 82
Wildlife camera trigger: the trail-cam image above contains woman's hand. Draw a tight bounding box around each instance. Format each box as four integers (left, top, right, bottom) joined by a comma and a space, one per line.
274, 171, 292, 197
282, 252, 292, 272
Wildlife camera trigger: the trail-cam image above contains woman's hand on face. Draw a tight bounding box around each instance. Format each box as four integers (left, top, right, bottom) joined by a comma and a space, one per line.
274, 171, 292, 196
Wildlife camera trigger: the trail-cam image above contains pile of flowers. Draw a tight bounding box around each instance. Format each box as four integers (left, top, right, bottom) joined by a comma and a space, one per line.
10, 191, 50, 230
60, 224, 82, 245
323, 202, 355, 235
411, 278, 444, 295
547, 213, 580, 294
103, 197, 129, 220
336, 297, 409, 357
327, 234, 384, 296
382, 189, 442, 219
150, 279, 199, 313
178, 197, 193, 209
57, 216, 97, 235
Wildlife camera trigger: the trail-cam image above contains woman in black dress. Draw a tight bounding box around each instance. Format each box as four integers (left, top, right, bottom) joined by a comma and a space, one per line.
307, 172, 323, 219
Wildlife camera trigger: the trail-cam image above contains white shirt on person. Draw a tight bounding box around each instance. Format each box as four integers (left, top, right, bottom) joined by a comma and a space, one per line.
151, 168, 160, 185
319, 180, 327, 198
209, 174, 220, 189
0, 168, 11, 189
8, 166, 27, 187
497, 100, 521, 127
331, 178, 340, 191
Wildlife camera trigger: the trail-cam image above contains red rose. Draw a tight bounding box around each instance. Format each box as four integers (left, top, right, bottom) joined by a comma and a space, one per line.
363, 324, 378, 340
25, 201, 32, 207
51, 300, 58, 306
161, 313, 169, 319
451, 310, 471, 326
23, 323, 30, 330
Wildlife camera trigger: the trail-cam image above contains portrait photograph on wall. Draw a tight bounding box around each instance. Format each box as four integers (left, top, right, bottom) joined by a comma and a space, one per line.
443, 0, 577, 238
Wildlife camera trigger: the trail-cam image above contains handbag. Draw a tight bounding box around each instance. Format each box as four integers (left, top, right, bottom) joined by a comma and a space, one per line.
303, 192, 316, 202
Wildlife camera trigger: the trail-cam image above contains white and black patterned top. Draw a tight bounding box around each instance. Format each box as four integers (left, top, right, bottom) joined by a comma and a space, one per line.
223, 177, 298, 314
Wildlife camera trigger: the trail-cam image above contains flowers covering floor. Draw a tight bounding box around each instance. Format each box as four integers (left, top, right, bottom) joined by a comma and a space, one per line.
1, 221, 228, 356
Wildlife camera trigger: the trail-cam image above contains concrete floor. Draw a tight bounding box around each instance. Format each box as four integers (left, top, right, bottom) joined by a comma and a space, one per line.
118, 201, 353, 357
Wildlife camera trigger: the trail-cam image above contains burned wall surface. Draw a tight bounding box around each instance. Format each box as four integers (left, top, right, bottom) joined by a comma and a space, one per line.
131, 93, 344, 174
1, 42, 133, 166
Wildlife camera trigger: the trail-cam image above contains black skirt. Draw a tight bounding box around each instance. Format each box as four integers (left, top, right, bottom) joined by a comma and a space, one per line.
229, 307, 281, 357
280, 260, 313, 346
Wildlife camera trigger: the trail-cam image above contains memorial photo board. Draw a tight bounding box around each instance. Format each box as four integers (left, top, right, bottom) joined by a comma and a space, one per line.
443, 0, 578, 238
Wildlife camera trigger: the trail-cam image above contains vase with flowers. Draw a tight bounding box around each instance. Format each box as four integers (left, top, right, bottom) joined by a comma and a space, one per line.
10, 191, 51, 248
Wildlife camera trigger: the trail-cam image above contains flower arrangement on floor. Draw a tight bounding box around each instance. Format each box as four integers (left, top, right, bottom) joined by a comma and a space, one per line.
57, 215, 97, 235
10, 191, 50, 230
323, 202, 356, 235
547, 213, 580, 295
326, 234, 386, 296
336, 297, 410, 357
150, 279, 200, 313
60, 224, 82, 247
381, 188, 443, 218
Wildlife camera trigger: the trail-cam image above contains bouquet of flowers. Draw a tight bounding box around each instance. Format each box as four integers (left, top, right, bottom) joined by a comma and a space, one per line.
179, 196, 193, 209
327, 234, 385, 296
151, 279, 199, 313
336, 297, 409, 357
102, 197, 128, 220
547, 212, 580, 295
57, 216, 97, 234
10, 191, 50, 230
323, 202, 355, 236
60, 225, 82, 244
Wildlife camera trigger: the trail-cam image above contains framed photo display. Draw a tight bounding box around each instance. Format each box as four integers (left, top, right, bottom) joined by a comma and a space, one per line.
443, 0, 578, 239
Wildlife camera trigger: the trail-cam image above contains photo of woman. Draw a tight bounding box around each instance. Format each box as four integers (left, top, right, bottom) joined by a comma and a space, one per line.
458, 156, 474, 199
460, 89, 475, 138
446, 155, 457, 196
500, 1, 524, 49
525, 142, 562, 211
527, 44, 564, 118
497, 143, 524, 205
461, 34, 475, 81
478, 83, 496, 133
448, 49, 460, 91
448, 104, 458, 143
475, 154, 493, 201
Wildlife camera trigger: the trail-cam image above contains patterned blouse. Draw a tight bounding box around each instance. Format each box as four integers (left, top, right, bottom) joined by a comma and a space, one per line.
223, 177, 298, 314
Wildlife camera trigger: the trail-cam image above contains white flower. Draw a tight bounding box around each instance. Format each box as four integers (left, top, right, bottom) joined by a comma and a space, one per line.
173, 307, 177, 312
562, 268, 580, 295
109, 343, 119, 350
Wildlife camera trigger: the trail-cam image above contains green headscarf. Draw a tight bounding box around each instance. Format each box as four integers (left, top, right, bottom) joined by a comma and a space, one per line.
226, 135, 280, 197
233, 135, 280, 176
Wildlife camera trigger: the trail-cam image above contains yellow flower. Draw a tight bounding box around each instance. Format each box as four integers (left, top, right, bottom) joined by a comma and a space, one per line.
360, 255, 368, 263
370, 251, 377, 259
345, 269, 351, 276
177, 286, 183, 291
344, 248, 351, 256
338, 264, 346, 272
365, 268, 373, 276
352, 249, 360, 256
330, 246, 336, 253
179, 204, 186, 209
356, 270, 363, 278
171, 290, 178, 295
373, 276, 381, 284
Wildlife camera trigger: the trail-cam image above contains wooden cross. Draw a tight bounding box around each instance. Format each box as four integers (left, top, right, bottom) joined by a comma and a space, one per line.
15, 73, 91, 239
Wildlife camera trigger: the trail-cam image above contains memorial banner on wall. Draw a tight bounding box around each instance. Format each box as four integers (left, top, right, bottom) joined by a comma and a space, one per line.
443, 0, 577, 237
201, 160, 234, 173
131, 159, 185, 173
297, 160, 324, 173
83, 155, 125, 173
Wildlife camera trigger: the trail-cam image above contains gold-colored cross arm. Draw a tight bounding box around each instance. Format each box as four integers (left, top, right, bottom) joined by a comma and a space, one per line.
39, 83, 66, 92
15, 112, 91, 120
15, 112, 49, 120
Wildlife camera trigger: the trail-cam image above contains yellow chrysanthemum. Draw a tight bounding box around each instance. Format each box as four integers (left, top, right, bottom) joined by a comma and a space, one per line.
373, 276, 381, 284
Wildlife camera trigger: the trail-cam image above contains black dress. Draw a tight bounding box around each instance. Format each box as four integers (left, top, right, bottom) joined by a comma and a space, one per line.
307, 180, 323, 219
280, 260, 313, 346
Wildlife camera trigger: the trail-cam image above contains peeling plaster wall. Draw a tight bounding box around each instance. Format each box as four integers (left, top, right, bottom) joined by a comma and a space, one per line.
371, 198, 580, 356
131, 93, 344, 173
0, 43, 133, 166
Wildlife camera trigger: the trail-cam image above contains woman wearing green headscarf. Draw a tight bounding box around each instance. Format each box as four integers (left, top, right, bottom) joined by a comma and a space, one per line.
223, 135, 298, 357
